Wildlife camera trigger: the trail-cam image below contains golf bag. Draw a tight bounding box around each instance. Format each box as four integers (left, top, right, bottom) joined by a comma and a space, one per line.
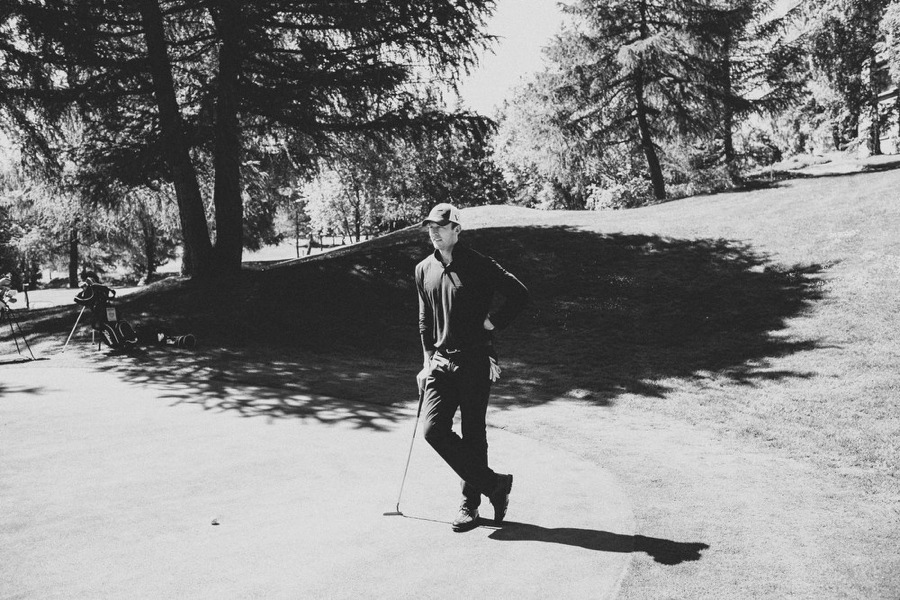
134, 322, 197, 349
73, 282, 138, 350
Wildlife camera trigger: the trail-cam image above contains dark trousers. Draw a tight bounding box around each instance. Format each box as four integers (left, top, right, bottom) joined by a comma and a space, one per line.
422, 350, 498, 506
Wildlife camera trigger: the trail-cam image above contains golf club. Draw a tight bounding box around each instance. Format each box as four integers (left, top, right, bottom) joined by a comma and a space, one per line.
62, 305, 87, 352
383, 386, 425, 516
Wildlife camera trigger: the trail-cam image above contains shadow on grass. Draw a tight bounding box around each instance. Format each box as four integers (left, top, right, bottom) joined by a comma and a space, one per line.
8, 225, 826, 421
480, 227, 826, 407
0, 356, 40, 366
0, 381, 49, 395
489, 522, 709, 565
79, 347, 416, 431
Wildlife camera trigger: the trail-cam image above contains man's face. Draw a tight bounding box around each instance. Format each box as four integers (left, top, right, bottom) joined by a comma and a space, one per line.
426, 222, 459, 252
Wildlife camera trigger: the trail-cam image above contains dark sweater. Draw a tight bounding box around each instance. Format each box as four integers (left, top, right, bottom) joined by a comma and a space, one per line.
415, 244, 529, 354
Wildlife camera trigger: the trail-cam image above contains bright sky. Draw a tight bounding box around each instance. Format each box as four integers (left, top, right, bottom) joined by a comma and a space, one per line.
456, 0, 566, 116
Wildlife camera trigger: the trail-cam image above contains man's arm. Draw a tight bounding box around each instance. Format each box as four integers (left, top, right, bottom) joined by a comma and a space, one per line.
416, 265, 436, 369
485, 257, 529, 331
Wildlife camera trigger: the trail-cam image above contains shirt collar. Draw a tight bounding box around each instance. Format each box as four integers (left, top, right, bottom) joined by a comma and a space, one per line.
432, 243, 468, 267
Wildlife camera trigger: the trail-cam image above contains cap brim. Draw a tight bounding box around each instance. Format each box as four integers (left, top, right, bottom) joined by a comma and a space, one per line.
421, 218, 451, 227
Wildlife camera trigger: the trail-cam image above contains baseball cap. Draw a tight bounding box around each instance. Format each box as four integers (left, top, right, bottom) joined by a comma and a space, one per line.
421, 203, 461, 227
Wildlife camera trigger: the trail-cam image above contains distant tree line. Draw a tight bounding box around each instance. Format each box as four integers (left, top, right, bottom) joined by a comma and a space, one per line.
494, 0, 900, 208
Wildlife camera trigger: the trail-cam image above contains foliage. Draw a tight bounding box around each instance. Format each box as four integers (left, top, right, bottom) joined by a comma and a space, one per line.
735, 124, 784, 167
95, 186, 181, 282
302, 119, 509, 236
0, 147, 71, 283
0, 138, 182, 283
492, 0, 807, 207
0, 0, 498, 278
492, 72, 597, 209
303, 170, 370, 241
805, 0, 892, 151
0, 203, 16, 282
585, 175, 653, 210
881, 2, 900, 84
697, 0, 806, 178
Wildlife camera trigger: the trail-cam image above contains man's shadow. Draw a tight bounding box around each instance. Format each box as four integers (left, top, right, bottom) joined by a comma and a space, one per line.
488, 522, 709, 566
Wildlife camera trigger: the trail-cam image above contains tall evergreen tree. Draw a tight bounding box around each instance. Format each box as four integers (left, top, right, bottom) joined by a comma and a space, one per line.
507, 0, 805, 200
806, 0, 892, 153
687, 0, 804, 179
0, 1, 495, 279
556, 0, 750, 199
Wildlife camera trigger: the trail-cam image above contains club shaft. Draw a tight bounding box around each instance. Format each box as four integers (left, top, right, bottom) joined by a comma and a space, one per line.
63, 306, 86, 351
392, 388, 425, 512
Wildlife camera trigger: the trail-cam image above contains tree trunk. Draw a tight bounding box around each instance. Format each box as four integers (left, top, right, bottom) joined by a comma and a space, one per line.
831, 121, 842, 151
295, 209, 301, 258
636, 0, 665, 200
869, 53, 882, 156
847, 111, 860, 146
144, 220, 157, 282
68, 226, 79, 288
181, 243, 192, 276
635, 74, 665, 200
354, 191, 362, 243
721, 37, 740, 184
139, 0, 213, 279
210, 1, 245, 276
896, 92, 900, 139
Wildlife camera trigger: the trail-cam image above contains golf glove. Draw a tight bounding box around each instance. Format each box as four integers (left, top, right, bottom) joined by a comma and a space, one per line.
488, 356, 501, 382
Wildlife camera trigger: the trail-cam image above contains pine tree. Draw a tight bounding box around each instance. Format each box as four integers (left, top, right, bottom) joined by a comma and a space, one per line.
556, 0, 743, 199
0, 1, 494, 278
684, 1, 805, 179
806, 0, 892, 153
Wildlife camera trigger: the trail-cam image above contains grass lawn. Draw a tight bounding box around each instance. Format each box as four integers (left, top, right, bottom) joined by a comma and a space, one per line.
7, 165, 900, 598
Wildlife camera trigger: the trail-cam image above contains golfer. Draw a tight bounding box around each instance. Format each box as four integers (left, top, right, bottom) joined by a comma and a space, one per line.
415, 203, 529, 532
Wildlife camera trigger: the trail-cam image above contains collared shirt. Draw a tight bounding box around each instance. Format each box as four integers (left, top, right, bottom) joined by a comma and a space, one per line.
415, 243, 529, 353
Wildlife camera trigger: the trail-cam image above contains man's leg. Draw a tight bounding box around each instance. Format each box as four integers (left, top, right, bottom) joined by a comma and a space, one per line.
458, 353, 492, 509
457, 353, 512, 522
422, 355, 500, 499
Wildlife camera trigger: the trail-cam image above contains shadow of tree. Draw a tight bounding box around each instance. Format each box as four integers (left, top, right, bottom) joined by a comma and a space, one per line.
80, 347, 415, 430
489, 521, 709, 565
475, 227, 826, 406
7, 225, 826, 420
0, 381, 49, 395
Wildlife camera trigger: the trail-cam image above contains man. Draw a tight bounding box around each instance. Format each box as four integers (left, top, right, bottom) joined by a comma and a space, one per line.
415, 203, 529, 532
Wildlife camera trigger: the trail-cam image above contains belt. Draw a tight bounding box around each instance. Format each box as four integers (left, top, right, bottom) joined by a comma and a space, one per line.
437, 341, 492, 355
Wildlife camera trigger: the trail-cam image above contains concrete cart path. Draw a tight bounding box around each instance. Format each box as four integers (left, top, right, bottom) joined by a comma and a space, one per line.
1, 358, 634, 600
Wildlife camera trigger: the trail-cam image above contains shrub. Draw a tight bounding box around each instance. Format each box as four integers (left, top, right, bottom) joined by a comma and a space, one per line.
667, 165, 737, 200
585, 175, 654, 210
739, 127, 783, 168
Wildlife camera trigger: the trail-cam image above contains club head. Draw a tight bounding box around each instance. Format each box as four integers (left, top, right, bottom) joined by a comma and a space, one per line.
383, 504, 403, 516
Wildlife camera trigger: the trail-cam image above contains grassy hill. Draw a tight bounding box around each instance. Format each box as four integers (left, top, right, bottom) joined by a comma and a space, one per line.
7, 164, 900, 598
13, 166, 900, 496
